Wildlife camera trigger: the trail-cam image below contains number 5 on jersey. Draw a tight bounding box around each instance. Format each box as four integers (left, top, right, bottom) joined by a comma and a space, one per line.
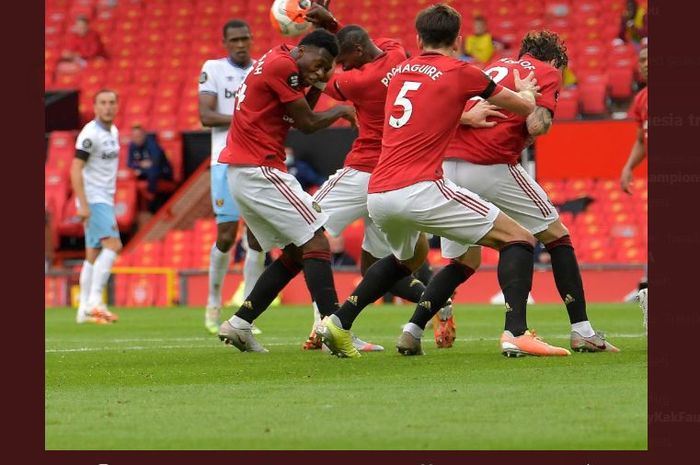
389, 81, 422, 128
235, 82, 247, 111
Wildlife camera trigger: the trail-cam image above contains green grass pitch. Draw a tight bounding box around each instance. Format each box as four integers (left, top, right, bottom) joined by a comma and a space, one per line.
45, 303, 647, 450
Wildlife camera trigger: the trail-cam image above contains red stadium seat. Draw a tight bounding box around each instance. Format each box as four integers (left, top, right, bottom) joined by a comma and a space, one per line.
115, 179, 137, 232
608, 67, 634, 99
555, 88, 579, 120
578, 74, 609, 116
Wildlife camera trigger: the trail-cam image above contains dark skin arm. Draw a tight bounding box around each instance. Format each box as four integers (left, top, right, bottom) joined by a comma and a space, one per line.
305, 1, 340, 33
284, 97, 355, 134
305, 86, 323, 110
198, 93, 232, 127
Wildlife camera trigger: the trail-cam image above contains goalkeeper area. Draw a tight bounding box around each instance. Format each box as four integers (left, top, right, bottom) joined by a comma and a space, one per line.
45, 303, 646, 450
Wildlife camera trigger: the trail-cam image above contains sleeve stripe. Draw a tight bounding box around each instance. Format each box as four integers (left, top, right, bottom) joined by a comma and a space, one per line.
75, 149, 90, 161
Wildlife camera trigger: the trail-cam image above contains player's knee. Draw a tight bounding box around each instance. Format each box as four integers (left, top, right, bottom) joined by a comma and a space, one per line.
103, 238, 122, 253
216, 222, 238, 251
458, 247, 482, 270
301, 229, 330, 253
538, 220, 570, 244
400, 234, 428, 272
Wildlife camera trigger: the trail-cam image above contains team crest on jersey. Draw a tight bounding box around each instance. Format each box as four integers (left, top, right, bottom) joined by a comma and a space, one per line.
215, 198, 224, 208
82, 138, 92, 149
199, 71, 208, 84
287, 73, 300, 89
312, 202, 322, 213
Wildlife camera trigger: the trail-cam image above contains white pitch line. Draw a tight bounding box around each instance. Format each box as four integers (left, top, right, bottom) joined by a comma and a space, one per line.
45, 333, 645, 354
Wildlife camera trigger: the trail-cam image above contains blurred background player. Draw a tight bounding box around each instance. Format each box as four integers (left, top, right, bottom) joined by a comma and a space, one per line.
620, 44, 648, 330
318, 4, 568, 359
461, 15, 502, 65
216, 29, 356, 353
198, 19, 265, 335
442, 31, 619, 353
72, 89, 121, 324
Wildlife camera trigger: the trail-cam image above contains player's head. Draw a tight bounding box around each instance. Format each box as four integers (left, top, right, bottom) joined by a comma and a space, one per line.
75, 15, 89, 36
415, 4, 462, 52
130, 125, 147, 145
336, 25, 374, 71
473, 15, 488, 35
518, 31, 569, 71
93, 89, 118, 124
222, 19, 252, 66
638, 45, 648, 82
295, 29, 339, 86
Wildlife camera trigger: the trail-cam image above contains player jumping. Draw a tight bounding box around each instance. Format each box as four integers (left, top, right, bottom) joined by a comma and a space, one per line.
318, 4, 570, 358
216, 29, 356, 352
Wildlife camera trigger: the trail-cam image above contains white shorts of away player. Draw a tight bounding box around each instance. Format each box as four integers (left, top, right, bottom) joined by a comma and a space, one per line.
314, 167, 393, 259
441, 160, 559, 259
367, 178, 500, 261
227, 166, 328, 252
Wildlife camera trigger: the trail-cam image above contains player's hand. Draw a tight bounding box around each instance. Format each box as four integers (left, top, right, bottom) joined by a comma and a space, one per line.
77, 204, 90, 224
460, 100, 507, 128
305, 2, 338, 31
514, 70, 542, 100
340, 105, 357, 128
620, 168, 633, 194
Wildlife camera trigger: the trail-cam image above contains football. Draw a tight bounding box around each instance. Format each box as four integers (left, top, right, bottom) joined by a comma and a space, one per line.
270, 0, 313, 37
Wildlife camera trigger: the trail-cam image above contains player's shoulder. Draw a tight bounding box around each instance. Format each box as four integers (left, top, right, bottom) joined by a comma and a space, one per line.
631, 86, 648, 107
201, 57, 228, 72
78, 120, 99, 137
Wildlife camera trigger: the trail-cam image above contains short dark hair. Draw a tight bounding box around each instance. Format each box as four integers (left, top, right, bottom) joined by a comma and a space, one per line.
299, 29, 339, 58
518, 30, 569, 69
415, 4, 462, 48
93, 88, 118, 103
223, 19, 250, 37
337, 25, 371, 54
474, 15, 487, 23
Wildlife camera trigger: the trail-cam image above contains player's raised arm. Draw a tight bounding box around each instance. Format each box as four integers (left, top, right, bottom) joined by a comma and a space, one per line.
285, 97, 355, 133
486, 69, 538, 117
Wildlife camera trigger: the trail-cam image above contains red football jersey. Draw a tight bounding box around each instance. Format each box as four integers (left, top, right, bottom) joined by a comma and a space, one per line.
218, 45, 306, 171
368, 52, 502, 193
324, 38, 408, 173
631, 86, 648, 154
446, 54, 562, 165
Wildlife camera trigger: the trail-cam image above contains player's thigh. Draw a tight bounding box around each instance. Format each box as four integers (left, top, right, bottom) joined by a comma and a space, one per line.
228, 166, 328, 252
494, 163, 559, 235
477, 211, 535, 250
314, 168, 368, 237
86, 203, 120, 250
367, 192, 421, 262
361, 215, 394, 259
211, 164, 240, 224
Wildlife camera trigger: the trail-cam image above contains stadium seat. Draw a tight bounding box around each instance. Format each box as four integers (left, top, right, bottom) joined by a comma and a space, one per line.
578, 75, 609, 116
608, 67, 634, 99
555, 88, 579, 120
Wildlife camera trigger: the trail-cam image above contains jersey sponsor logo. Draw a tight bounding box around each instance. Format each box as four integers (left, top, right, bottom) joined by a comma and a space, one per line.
225, 88, 236, 99
199, 71, 208, 84
101, 150, 119, 160
82, 138, 92, 149
287, 73, 301, 89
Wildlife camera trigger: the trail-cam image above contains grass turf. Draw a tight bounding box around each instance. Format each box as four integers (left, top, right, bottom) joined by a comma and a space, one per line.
45, 303, 647, 450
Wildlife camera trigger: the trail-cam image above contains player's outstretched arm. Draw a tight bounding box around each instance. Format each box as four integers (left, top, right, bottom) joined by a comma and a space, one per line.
460, 101, 507, 128
198, 94, 232, 127
285, 97, 355, 133
620, 127, 646, 194
526, 106, 553, 136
